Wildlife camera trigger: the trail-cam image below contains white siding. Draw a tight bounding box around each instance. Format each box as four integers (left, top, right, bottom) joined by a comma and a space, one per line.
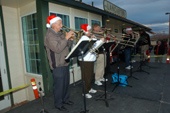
2, 6, 27, 104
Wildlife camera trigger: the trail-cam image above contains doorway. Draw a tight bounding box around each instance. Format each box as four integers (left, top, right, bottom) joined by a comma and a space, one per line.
0, 34, 11, 110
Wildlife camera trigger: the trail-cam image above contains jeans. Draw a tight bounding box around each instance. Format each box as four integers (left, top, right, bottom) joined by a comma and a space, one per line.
124, 48, 131, 67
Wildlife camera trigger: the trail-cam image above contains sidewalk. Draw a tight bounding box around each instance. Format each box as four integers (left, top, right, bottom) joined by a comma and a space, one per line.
2, 61, 170, 113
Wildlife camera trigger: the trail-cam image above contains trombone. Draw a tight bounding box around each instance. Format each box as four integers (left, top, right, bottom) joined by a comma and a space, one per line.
108, 32, 140, 53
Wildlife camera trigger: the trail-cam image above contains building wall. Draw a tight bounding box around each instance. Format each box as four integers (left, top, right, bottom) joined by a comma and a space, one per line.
1, 1, 103, 105
2, 6, 28, 104
19, 0, 43, 101
49, 3, 102, 28
1, 1, 43, 105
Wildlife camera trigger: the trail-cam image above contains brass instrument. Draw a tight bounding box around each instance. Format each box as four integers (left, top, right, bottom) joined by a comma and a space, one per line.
92, 27, 112, 39
109, 32, 140, 53
118, 31, 140, 48
62, 25, 79, 33
62, 26, 84, 43
91, 31, 105, 39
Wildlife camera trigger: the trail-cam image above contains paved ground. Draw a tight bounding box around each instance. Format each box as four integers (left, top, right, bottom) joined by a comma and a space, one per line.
2, 58, 170, 113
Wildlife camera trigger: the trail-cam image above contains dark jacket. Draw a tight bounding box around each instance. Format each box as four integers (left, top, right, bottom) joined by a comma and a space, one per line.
138, 32, 151, 46
154, 44, 165, 55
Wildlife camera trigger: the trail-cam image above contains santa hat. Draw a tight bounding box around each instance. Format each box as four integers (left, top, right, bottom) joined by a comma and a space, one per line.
46, 15, 62, 28
126, 27, 132, 31
80, 24, 91, 34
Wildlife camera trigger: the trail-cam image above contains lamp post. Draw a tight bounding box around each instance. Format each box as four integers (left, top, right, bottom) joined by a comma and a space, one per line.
165, 12, 170, 48
166, 13, 170, 63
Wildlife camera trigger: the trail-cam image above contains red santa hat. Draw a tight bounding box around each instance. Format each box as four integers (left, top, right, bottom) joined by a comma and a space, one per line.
46, 15, 62, 28
80, 24, 91, 34
126, 27, 132, 31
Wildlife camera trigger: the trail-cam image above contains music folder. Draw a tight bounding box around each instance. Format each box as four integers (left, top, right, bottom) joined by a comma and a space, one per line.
65, 39, 96, 61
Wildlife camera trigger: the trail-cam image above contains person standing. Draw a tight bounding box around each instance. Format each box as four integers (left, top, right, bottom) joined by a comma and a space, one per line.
154, 40, 165, 63
139, 29, 151, 61
123, 27, 137, 70
92, 23, 106, 86
44, 15, 74, 111
78, 24, 104, 98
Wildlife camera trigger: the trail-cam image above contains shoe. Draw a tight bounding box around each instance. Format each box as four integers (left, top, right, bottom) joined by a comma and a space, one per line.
125, 66, 131, 70
56, 106, 67, 111
63, 101, 74, 105
95, 81, 103, 86
131, 60, 136, 63
82, 93, 92, 98
100, 78, 108, 82
125, 65, 133, 70
89, 88, 97, 93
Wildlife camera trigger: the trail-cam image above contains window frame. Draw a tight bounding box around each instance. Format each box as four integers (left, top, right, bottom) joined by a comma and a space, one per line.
21, 13, 42, 76
49, 12, 70, 28
91, 19, 101, 27
74, 16, 88, 31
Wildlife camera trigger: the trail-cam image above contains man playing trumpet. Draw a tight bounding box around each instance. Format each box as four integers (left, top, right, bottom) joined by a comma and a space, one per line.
44, 15, 74, 111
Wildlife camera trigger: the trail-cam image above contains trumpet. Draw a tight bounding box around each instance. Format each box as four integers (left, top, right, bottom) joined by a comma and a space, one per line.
62, 25, 80, 34
61, 26, 84, 43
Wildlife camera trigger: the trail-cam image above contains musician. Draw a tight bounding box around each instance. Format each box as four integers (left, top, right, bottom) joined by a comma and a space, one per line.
123, 27, 136, 70
44, 15, 74, 111
154, 40, 165, 63
78, 24, 104, 98
139, 29, 151, 61
92, 23, 106, 86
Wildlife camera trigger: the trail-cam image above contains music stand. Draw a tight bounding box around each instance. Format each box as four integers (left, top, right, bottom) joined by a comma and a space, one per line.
132, 48, 150, 75
38, 82, 48, 113
128, 48, 139, 80
65, 39, 96, 113
111, 44, 132, 92
95, 42, 115, 107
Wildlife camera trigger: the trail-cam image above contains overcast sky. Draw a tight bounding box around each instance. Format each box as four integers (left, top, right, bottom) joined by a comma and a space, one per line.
82, 0, 170, 34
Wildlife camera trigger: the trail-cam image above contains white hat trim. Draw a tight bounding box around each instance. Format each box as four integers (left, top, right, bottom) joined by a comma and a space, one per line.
87, 25, 91, 31
46, 17, 62, 28
50, 17, 62, 25
84, 25, 91, 34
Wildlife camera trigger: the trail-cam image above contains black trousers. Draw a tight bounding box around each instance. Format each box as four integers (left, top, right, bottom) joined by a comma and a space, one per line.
79, 61, 94, 94
52, 66, 70, 108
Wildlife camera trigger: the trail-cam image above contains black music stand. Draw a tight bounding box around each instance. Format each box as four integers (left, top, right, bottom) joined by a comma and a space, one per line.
128, 48, 139, 80
65, 39, 96, 113
111, 44, 132, 92
38, 82, 48, 113
132, 49, 150, 75
96, 42, 115, 107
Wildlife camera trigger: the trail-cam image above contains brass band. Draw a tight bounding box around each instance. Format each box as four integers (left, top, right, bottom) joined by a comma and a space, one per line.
62, 25, 140, 52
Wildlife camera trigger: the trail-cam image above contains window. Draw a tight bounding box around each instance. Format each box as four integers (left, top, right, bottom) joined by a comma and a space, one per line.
75, 17, 88, 30
91, 20, 101, 26
21, 13, 41, 74
50, 12, 70, 28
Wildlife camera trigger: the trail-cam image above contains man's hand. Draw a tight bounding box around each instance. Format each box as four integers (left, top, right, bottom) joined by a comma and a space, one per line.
66, 31, 75, 40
